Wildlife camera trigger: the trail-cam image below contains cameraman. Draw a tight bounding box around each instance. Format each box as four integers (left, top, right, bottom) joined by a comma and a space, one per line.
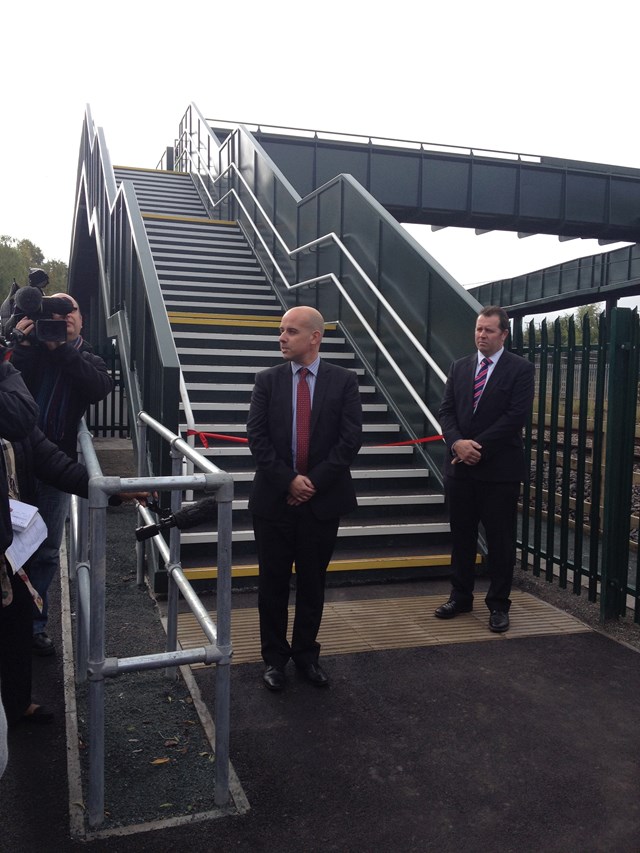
9, 293, 113, 656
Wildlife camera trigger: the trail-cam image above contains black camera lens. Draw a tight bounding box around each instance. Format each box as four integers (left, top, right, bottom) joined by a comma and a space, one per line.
35, 319, 68, 343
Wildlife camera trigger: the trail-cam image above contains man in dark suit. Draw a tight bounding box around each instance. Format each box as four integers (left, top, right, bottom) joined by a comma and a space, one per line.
247, 305, 363, 691
435, 306, 535, 633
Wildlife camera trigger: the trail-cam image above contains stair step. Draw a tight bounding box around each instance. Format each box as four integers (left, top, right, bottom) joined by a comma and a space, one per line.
176, 346, 354, 360
180, 521, 450, 545
174, 330, 345, 344
192, 443, 413, 457
162, 281, 273, 294
164, 294, 278, 308
148, 237, 251, 250
179, 401, 389, 412
182, 381, 376, 394
166, 300, 280, 315
183, 467, 432, 483
182, 552, 455, 581
180, 365, 366, 377
178, 418, 389, 432
153, 246, 261, 262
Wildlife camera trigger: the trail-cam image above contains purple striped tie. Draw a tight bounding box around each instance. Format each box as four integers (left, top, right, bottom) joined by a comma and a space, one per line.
473, 357, 492, 410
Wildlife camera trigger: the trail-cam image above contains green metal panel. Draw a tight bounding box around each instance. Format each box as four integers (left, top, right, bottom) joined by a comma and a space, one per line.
469, 244, 640, 318
601, 308, 639, 619
230, 127, 640, 242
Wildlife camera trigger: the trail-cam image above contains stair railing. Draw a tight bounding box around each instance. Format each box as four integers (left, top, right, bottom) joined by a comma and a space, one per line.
174, 104, 447, 436
74, 106, 193, 476
68, 417, 233, 828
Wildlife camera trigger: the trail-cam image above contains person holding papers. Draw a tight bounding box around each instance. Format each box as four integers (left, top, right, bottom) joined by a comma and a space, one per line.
0, 358, 43, 725
0, 360, 144, 726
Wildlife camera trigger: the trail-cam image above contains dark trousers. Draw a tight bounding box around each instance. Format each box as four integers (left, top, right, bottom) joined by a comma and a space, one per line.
446, 477, 521, 613
0, 572, 32, 724
253, 504, 339, 668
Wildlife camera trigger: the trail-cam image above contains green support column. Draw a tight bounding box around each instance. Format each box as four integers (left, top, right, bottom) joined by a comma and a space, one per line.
600, 308, 638, 620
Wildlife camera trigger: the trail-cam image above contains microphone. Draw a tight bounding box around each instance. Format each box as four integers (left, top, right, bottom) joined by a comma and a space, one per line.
13, 287, 75, 319
135, 496, 217, 541
14, 286, 43, 316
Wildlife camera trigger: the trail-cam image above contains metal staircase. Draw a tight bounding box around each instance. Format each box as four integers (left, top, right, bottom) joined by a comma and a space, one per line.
113, 167, 452, 584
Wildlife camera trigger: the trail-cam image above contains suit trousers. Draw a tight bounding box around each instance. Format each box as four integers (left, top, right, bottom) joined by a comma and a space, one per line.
446, 477, 521, 612
253, 503, 339, 668
0, 572, 33, 724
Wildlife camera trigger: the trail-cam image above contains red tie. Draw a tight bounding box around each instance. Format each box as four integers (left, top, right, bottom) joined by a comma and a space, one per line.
296, 368, 311, 474
473, 357, 492, 410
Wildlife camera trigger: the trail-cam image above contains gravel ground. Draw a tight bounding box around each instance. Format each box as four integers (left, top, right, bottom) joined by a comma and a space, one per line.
72, 503, 226, 833
512, 563, 640, 652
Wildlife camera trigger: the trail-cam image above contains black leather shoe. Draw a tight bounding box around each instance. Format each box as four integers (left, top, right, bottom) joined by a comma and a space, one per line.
263, 665, 286, 691
434, 600, 473, 619
32, 632, 55, 656
489, 611, 509, 633
296, 662, 329, 687
20, 705, 54, 725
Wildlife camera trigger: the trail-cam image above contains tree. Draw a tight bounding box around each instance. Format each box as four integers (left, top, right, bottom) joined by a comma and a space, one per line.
0, 235, 68, 304
575, 303, 602, 342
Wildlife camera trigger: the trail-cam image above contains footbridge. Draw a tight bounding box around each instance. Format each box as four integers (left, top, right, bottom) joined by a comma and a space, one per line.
205, 118, 640, 316
68, 103, 639, 592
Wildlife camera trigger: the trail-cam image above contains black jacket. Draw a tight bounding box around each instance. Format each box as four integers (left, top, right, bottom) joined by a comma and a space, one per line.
10, 338, 112, 460
438, 349, 535, 483
0, 361, 89, 552
247, 360, 363, 521
0, 361, 39, 551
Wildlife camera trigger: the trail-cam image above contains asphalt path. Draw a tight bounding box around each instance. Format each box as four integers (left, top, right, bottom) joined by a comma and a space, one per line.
1, 441, 639, 852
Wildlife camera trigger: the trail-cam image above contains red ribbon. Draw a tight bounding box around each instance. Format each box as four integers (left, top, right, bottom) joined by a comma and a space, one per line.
185, 429, 443, 450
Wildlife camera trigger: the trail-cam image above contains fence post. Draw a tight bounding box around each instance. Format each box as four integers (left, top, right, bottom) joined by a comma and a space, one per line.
600, 307, 638, 620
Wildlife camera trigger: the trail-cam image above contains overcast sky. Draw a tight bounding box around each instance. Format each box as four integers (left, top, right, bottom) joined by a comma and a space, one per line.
2, 0, 637, 304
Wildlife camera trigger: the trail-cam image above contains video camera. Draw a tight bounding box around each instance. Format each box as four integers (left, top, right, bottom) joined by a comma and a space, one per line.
1, 269, 75, 345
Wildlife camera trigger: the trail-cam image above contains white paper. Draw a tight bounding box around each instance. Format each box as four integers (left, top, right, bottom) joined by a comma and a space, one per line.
8, 499, 40, 532
5, 511, 48, 572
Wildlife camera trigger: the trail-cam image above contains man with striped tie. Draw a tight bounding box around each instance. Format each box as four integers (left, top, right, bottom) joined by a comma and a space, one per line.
435, 306, 535, 633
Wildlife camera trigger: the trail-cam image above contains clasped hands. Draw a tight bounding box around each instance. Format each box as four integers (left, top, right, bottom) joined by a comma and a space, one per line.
287, 474, 316, 505
452, 439, 482, 466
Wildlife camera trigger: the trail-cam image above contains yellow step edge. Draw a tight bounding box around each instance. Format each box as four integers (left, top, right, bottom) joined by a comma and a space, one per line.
181, 554, 474, 582
168, 311, 337, 330
170, 315, 280, 329
142, 212, 236, 225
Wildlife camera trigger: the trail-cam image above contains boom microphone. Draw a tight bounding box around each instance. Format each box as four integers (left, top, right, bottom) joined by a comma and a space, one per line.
135, 496, 217, 541
14, 287, 75, 319
14, 286, 44, 316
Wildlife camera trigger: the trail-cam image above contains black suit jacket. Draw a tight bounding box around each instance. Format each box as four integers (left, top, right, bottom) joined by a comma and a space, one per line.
247, 360, 363, 521
438, 349, 535, 482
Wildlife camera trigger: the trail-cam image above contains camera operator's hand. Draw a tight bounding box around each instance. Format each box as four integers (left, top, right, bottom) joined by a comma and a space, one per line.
107, 491, 150, 508
14, 316, 34, 345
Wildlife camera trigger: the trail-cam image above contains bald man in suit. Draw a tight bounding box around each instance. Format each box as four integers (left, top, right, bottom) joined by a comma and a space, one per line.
247, 306, 362, 691
435, 306, 535, 633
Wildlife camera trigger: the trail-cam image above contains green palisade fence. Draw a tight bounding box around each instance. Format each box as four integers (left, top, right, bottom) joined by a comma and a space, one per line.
513, 307, 639, 624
